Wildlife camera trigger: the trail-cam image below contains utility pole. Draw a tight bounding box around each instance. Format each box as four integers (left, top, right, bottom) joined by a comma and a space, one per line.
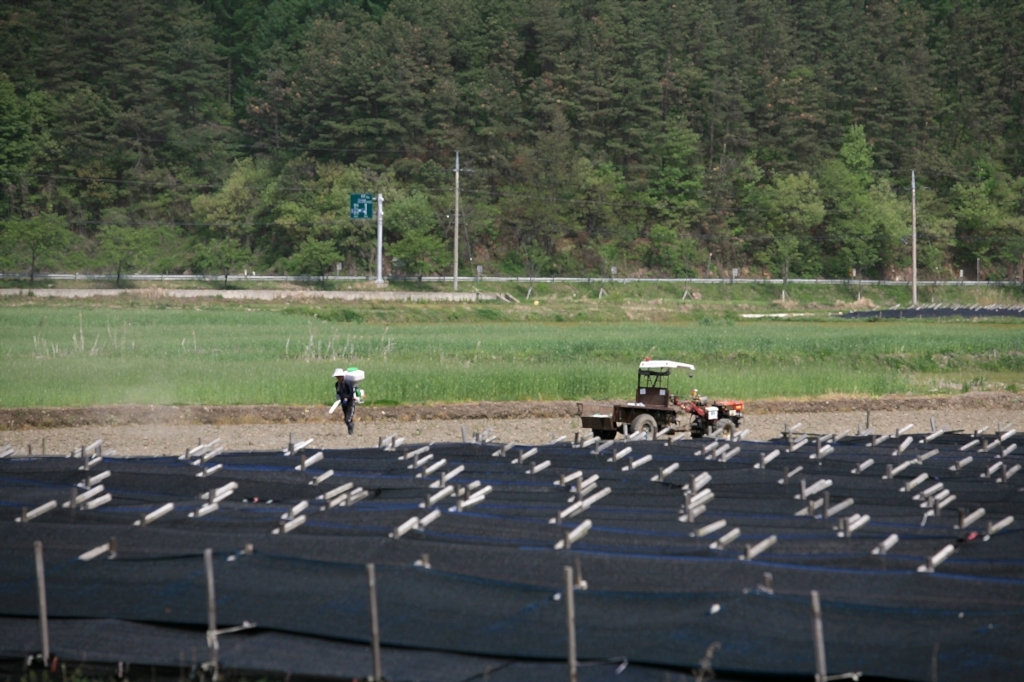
911, 170, 918, 306
454, 151, 460, 291
376, 193, 385, 287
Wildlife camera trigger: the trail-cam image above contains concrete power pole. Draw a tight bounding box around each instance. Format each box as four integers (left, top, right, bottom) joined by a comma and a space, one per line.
911, 170, 917, 305
376, 193, 385, 287
454, 151, 460, 291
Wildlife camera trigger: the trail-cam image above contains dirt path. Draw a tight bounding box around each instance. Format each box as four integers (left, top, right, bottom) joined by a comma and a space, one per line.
2, 393, 1020, 456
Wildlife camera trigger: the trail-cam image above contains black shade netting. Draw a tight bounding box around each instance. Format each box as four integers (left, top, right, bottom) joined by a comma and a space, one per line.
2, 431, 1022, 681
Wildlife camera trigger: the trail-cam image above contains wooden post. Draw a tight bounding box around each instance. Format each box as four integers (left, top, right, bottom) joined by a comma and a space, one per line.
34, 541, 50, 664
367, 563, 382, 681
204, 548, 219, 680
811, 590, 827, 682
564, 565, 577, 682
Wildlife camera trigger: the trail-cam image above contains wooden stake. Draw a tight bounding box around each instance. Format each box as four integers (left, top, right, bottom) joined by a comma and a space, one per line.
367, 563, 382, 681
564, 565, 578, 682
34, 541, 50, 664
811, 590, 827, 682
204, 548, 220, 681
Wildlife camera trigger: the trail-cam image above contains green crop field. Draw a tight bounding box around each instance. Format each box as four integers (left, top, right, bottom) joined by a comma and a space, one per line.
1, 301, 1022, 408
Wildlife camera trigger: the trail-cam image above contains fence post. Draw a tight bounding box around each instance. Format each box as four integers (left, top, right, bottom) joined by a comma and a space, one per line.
564, 565, 578, 682
204, 548, 220, 681
34, 541, 50, 664
367, 563, 383, 681
811, 590, 827, 682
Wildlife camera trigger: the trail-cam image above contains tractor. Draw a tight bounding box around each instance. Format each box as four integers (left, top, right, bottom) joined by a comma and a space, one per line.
679, 387, 745, 439
578, 359, 744, 439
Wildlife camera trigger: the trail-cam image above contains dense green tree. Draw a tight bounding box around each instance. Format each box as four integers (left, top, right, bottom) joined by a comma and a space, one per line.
817, 126, 907, 279
950, 172, 1024, 280
191, 158, 274, 249
0, 74, 35, 207
645, 224, 701, 277
386, 192, 449, 276
915, 189, 956, 283
1, 212, 72, 284
1, 0, 1023, 279
290, 235, 341, 280
925, 2, 1024, 175
762, 171, 825, 284
191, 237, 249, 285
96, 216, 163, 287
648, 117, 705, 225
0, 0, 231, 222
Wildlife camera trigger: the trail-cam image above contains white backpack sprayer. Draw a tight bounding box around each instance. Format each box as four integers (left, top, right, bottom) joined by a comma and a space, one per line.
329, 367, 365, 414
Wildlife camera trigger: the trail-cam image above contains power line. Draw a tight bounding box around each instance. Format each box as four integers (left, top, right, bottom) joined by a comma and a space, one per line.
42, 129, 448, 156
22, 172, 314, 192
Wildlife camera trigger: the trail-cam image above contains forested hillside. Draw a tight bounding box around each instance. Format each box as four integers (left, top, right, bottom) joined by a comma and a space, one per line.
1, 0, 1022, 281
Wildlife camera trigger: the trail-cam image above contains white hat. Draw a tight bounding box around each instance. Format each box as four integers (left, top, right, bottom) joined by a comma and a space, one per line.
332, 368, 346, 377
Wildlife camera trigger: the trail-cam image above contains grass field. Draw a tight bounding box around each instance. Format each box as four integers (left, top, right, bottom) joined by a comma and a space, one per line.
1, 299, 1022, 407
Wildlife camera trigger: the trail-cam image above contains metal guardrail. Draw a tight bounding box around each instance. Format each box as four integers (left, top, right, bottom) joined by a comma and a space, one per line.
1, 273, 1020, 286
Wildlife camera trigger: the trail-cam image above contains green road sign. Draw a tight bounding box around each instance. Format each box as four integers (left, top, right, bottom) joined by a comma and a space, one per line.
350, 193, 374, 219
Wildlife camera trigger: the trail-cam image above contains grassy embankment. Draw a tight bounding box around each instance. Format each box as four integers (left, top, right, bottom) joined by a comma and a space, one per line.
7, 276, 1024, 312
1, 292, 1022, 408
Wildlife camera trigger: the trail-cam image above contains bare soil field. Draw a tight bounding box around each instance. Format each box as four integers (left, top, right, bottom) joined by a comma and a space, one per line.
2, 392, 1021, 456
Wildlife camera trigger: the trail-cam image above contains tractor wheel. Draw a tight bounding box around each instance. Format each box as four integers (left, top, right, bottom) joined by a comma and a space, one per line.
631, 414, 658, 440
717, 418, 736, 439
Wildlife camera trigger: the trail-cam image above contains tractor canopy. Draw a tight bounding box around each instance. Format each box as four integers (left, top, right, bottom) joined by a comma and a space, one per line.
635, 360, 695, 407
638, 360, 696, 372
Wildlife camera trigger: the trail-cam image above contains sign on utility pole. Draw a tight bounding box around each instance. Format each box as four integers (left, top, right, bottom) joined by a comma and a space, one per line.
350, 194, 374, 219
350, 193, 385, 286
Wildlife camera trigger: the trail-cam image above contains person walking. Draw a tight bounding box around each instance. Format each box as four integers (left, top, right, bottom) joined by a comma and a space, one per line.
334, 368, 356, 435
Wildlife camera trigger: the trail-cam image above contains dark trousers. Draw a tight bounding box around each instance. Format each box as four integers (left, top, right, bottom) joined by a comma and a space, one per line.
342, 401, 355, 434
